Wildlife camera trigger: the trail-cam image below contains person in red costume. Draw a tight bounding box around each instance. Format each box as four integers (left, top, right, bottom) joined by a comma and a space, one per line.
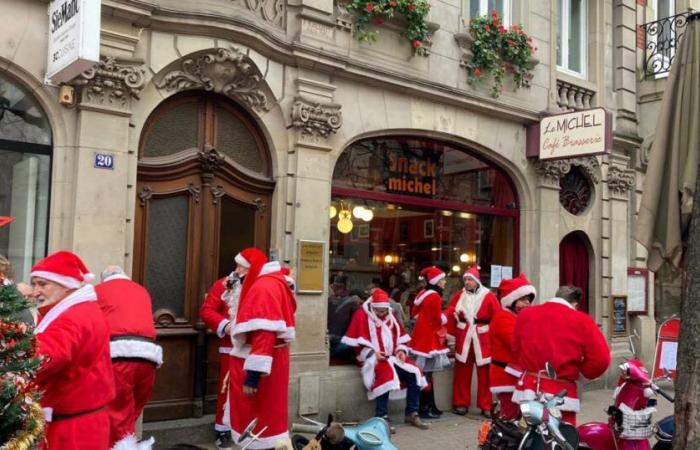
446, 264, 500, 417
30, 251, 115, 450
96, 265, 162, 449
342, 288, 429, 431
512, 285, 611, 425
407, 266, 449, 419
228, 253, 297, 449
489, 274, 535, 420
200, 248, 264, 450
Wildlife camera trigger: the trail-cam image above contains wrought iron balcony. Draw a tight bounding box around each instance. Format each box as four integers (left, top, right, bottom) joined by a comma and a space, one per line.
643, 10, 697, 78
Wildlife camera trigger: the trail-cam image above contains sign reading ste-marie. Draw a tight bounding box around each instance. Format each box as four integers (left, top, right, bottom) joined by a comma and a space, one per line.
46, 0, 101, 84
527, 108, 612, 160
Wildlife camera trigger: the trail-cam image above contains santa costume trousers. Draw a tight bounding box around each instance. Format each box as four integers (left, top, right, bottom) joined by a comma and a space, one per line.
452, 349, 492, 410
496, 392, 520, 421
215, 353, 231, 432
108, 360, 157, 447
42, 410, 110, 450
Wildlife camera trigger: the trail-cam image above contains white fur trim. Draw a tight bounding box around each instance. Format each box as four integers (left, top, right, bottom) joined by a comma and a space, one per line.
110, 339, 164, 366
429, 272, 445, 285
111, 435, 155, 450
391, 356, 428, 389
412, 289, 433, 307
244, 354, 273, 374
235, 253, 250, 268
231, 319, 295, 342
396, 344, 410, 354
512, 389, 580, 412
103, 274, 131, 282
490, 385, 516, 394
644, 387, 655, 398
441, 313, 447, 325
259, 261, 281, 276
545, 297, 576, 310
505, 365, 523, 377
500, 285, 536, 309
219, 346, 233, 354
398, 334, 411, 344
30, 270, 83, 289
43, 407, 53, 422
371, 302, 391, 308
217, 319, 231, 338
36, 285, 97, 333
463, 273, 480, 283
408, 347, 450, 358
231, 429, 290, 450
215, 423, 231, 432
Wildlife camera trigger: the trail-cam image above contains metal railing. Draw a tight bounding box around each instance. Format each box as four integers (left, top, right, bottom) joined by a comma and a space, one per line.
643, 10, 697, 78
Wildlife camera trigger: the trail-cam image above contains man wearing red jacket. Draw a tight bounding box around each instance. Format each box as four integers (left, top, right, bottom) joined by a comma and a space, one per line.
200, 248, 263, 450
229, 256, 296, 449
31, 251, 115, 450
96, 266, 162, 449
446, 265, 500, 416
489, 274, 535, 420
512, 285, 611, 425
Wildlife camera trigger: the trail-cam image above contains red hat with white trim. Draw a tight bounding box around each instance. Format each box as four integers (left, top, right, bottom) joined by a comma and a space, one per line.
419, 266, 445, 285
498, 273, 536, 309
370, 288, 391, 308
30, 251, 95, 289
463, 265, 481, 283
235, 248, 265, 269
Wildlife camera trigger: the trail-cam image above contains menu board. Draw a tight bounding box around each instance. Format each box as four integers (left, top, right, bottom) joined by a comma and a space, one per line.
627, 268, 649, 314
611, 295, 628, 337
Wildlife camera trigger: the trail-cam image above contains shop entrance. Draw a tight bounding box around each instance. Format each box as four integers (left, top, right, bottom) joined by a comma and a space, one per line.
133, 92, 274, 420
559, 231, 591, 314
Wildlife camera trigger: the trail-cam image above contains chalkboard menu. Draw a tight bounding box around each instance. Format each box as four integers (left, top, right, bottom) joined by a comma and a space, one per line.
611, 295, 628, 337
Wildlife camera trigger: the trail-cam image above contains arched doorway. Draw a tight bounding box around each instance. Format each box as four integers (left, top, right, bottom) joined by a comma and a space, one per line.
133, 92, 274, 420
0, 74, 52, 281
559, 231, 591, 314
327, 136, 519, 363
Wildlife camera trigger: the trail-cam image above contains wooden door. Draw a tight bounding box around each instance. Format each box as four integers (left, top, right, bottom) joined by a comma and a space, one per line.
133, 93, 274, 421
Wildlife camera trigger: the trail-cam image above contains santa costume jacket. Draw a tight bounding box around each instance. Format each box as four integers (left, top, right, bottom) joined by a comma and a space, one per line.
488, 309, 521, 394
445, 282, 500, 366
342, 298, 428, 400
229, 261, 296, 450
96, 274, 162, 448
35, 284, 115, 450
512, 298, 611, 412
408, 287, 449, 361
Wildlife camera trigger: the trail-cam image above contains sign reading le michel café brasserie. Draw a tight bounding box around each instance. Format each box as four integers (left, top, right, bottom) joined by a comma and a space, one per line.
527, 108, 613, 160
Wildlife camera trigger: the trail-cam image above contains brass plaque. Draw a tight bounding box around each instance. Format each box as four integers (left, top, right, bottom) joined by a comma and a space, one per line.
297, 240, 325, 293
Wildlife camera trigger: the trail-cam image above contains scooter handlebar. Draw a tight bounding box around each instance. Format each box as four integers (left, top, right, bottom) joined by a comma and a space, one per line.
654, 385, 675, 403
291, 423, 323, 433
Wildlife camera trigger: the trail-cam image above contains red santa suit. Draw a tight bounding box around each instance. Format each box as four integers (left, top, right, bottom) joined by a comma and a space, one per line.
96, 273, 162, 448
31, 251, 115, 450
342, 291, 427, 400
489, 274, 536, 420
229, 260, 296, 449
408, 267, 449, 366
446, 265, 500, 411
512, 297, 611, 424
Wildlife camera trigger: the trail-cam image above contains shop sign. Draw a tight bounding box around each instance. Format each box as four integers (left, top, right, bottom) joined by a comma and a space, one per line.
46, 0, 101, 84
297, 240, 325, 293
527, 108, 612, 160
384, 150, 440, 198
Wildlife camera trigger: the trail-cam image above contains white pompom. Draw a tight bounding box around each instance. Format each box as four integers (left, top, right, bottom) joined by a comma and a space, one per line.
83, 272, 96, 283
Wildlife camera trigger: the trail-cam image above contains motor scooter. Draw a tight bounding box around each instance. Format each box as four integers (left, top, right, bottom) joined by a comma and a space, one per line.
291, 415, 397, 450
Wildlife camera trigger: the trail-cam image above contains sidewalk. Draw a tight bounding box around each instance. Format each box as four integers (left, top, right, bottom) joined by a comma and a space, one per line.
188, 388, 673, 450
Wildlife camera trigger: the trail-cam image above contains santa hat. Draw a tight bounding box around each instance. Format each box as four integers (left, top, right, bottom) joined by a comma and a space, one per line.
463, 265, 481, 284
498, 273, 536, 309
235, 248, 266, 269
281, 267, 296, 292
419, 266, 445, 285
0, 216, 15, 228
30, 251, 95, 289
370, 288, 391, 308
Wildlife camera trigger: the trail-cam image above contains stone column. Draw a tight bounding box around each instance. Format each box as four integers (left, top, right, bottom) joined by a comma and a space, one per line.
70, 56, 145, 274
613, 0, 639, 135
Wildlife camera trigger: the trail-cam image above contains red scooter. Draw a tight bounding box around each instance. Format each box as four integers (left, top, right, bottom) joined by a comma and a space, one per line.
577, 337, 674, 450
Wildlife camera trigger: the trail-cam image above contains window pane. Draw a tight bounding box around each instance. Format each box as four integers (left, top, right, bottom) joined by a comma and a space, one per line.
145, 195, 189, 318
568, 0, 583, 73
216, 107, 265, 174
142, 102, 199, 157
487, 0, 505, 17
217, 196, 256, 278
0, 75, 51, 145
0, 150, 50, 282
557, 0, 563, 66
658, 0, 674, 17
469, 0, 480, 18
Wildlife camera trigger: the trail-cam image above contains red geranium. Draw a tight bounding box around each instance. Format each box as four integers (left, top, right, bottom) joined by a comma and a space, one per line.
366, 3, 374, 12
412, 40, 422, 48
484, 24, 490, 31
408, 3, 417, 10
388, 1, 397, 6
498, 25, 506, 33
474, 68, 481, 77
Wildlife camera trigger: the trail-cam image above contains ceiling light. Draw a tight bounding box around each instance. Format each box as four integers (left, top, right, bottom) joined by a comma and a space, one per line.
329, 205, 337, 219
337, 218, 353, 234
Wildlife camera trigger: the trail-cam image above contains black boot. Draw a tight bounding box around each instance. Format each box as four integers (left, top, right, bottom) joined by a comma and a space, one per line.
419, 390, 440, 419
428, 388, 443, 417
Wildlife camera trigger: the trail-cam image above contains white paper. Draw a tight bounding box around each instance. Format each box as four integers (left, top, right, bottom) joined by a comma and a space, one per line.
490, 265, 503, 288
659, 342, 678, 370
501, 266, 513, 280
627, 275, 646, 313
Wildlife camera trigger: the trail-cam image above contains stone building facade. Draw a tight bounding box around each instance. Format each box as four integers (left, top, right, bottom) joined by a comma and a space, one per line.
0, 0, 675, 425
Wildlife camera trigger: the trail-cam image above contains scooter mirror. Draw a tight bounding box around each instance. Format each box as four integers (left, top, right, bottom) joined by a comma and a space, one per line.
238, 418, 259, 443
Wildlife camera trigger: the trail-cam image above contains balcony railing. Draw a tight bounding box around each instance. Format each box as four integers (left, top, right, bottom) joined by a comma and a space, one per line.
643, 10, 697, 78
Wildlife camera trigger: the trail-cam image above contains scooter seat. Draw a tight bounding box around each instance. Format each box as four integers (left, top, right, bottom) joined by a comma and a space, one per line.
655, 415, 674, 442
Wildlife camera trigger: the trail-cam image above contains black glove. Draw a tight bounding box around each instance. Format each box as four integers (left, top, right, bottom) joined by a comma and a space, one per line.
244, 370, 262, 388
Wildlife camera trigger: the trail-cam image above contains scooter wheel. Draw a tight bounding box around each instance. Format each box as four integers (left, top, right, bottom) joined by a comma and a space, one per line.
652, 443, 672, 450
291, 435, 310, 450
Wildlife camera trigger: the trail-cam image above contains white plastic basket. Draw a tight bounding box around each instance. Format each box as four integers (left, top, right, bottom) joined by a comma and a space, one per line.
617, 404, 656, 440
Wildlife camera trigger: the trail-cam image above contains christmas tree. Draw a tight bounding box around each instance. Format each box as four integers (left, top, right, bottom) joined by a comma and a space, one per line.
0, 283, 44, 449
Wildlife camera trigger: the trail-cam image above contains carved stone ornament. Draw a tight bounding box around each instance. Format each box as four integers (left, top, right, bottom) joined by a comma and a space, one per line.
75, 57, 146, 107
138, 186, 153, 206
237, 0, 285, 28
291, 97, 342, 138
155, 48, 272, 112
607, 166, 635, 197
534, 156, 601, 186
198, 146, 225, 174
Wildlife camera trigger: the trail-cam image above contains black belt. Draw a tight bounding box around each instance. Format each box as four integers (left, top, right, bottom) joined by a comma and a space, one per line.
110, 334, 155, 343
492, 360, 508, 368
53, 406, 105, 422
474, 319, 490, 325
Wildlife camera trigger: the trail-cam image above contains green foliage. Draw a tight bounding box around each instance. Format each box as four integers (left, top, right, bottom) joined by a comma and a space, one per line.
466, 12, 537, 97
346, 0, 432, 55
0, 284, 42, 445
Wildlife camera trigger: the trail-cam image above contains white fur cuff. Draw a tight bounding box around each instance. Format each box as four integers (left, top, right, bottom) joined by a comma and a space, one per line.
244, 354, 273, 374
110, 340, 164, 367
112, 435, 155, 450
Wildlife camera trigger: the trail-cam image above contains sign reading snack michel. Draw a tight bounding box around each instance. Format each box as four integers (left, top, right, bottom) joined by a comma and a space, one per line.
383, 149, 441, 198
46, 0, 101, 84
527, 108, 613, 160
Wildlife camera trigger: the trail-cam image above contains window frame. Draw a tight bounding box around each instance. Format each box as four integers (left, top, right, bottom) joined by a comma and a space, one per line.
649, 0, 676, 79
471, 0, 512, 26
557, 0, 588, 79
